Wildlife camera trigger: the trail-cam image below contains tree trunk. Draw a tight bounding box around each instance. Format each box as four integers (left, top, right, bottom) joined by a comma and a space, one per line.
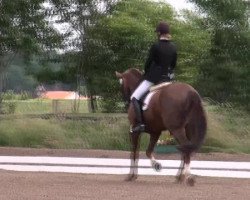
90, 95, 96, 113
0, 67, 4, 114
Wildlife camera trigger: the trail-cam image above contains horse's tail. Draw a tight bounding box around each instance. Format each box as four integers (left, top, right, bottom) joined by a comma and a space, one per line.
177, 91, 207, 154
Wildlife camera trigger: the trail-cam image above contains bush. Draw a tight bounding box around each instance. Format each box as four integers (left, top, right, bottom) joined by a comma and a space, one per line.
99, 97, 125, 113
0, 101, 17, 114
1, 90, 16, 100
6, 101, 17, 114
1, 90, 32, 100
20, 91, 32, 100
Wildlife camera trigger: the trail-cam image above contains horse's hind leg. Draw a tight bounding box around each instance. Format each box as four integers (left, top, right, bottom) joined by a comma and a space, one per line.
171, 128, 194, 185
177, 153, 196, 186
146, 133, 162, 171
126, 131, 141, 181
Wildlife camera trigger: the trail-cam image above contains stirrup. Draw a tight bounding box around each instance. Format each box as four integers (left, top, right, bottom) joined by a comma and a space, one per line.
131, 124, 145, 133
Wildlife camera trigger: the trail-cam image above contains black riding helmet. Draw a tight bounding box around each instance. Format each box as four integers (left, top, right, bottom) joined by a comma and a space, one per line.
155, 21, 170, 34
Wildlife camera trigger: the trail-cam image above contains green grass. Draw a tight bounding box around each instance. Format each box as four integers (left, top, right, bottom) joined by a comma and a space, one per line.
1, 99, 90, 114
0, 118, 67, 148
0, 100, 249, 153
203, 102, 250, 153
0, 114, 146, 150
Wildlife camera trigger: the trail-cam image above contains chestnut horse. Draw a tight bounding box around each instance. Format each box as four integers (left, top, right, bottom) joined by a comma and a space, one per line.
115, 68, 207, 185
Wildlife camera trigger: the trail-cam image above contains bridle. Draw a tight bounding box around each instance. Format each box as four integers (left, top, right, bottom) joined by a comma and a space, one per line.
119, 78, 131, 110
117, 69, 143, 110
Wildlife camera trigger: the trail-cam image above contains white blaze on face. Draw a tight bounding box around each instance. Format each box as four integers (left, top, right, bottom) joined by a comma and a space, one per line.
119, 78, 123, 85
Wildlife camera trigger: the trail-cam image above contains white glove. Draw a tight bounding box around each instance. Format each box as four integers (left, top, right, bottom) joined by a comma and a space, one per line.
169, 73, 175, 80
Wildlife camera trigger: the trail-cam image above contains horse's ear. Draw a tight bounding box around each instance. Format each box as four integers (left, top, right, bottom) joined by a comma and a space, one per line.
115, 71, 123, 78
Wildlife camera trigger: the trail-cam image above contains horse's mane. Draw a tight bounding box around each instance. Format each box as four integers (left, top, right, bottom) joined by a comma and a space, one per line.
124, 68, 142, 80
122, 68, 143, 93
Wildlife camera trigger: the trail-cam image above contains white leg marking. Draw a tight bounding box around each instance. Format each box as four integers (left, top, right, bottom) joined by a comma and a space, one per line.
182, 163, 191, 176
150, 156, 156, 165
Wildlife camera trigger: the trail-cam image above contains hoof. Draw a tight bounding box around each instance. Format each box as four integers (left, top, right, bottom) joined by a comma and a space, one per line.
125, 174, 138, 182
186, 175, 196, 186
153, 162, 162, 172
175, 174, 186, 184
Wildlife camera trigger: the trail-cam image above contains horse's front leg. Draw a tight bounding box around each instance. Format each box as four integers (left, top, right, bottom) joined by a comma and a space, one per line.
126, 129, 141, 181
146, 133, 162, 171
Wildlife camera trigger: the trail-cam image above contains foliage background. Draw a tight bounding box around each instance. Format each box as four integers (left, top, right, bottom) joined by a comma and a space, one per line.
1, 0, 249, 111
0, 0, 249, 152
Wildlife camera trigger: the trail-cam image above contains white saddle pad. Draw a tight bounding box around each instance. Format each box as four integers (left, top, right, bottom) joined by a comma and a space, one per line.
149, 82, 172, 92
142, 91, 156, 111
142, 82, 172, 111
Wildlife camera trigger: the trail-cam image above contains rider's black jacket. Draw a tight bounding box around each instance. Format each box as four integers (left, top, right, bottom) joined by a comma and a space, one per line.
144, 39, 177, 84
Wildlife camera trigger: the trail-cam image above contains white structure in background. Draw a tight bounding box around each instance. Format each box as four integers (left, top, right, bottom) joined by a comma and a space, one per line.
41, 91, 89, 100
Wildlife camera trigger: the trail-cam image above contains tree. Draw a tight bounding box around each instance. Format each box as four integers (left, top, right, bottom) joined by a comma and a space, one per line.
83, 0, 211, 111
48, 0, 115, 112
84, 0, 174, 111
188, 0, 250, 108
0, 0, 62, 84
0, 0, 62, 112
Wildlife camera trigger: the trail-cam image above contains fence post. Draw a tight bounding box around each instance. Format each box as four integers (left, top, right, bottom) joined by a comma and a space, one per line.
52, 99, 59, 114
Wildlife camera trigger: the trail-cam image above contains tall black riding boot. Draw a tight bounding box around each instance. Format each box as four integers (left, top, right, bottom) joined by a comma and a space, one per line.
131, 98, 145, 133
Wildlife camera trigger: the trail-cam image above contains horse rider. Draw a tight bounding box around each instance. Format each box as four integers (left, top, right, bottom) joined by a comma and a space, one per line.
130, 21, 177, 134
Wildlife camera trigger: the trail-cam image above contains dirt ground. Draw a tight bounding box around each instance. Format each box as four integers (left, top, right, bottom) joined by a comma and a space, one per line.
0, 147, 250, 200
1, 172, 250, 200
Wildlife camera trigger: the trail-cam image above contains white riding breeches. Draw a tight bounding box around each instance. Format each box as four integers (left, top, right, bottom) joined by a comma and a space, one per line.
130, 80, 154, 100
